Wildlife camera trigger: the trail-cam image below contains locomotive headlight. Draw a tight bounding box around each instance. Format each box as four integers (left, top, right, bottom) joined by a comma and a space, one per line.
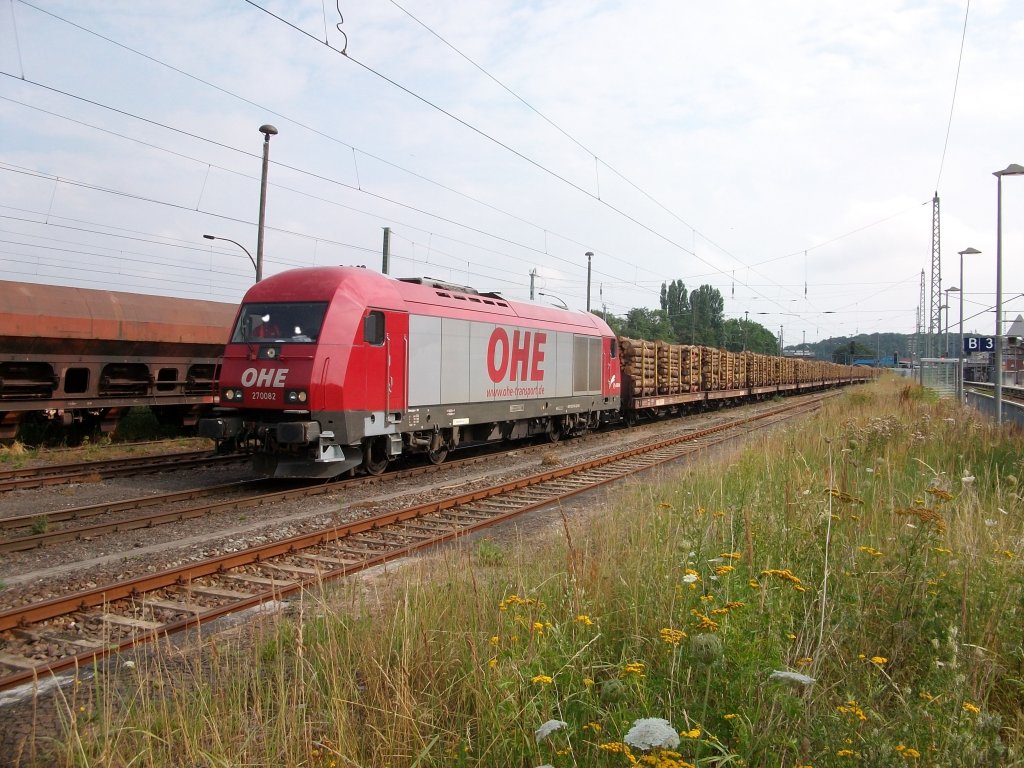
223, 388, 244, 401
286, 389, 308, 404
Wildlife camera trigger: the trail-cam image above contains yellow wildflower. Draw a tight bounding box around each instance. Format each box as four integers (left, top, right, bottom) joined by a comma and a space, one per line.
837, 700, 867, 722
681, 728, 701, 738
895, 744, 921, 759
583, 677, 595, 688
489, 635, 499, 646
531, 674, 553, 685
796, 656, 813, 665
723, 713, 738, 720
836, 749, 858, 757
962, 702, 981, 714
720, 551, 742, 560
583, 722, 602, 733
576, 614, 594, 626
724, 601, 746, 610
870, 656, 888, 665
714, 564, 735, 576
532, 621, 545, 634
749, 578, 761, 589
487, 658, 497, 669
659, 627, 687, 645
858, 545, 883, 556
622, 662, 646, 677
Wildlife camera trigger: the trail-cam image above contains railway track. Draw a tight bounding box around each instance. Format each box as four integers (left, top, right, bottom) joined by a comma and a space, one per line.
0, 392, 831, 693
0, 393, 827, 554
0, 451, 246, 493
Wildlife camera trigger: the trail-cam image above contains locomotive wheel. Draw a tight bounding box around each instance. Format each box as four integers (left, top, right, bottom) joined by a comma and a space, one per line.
545, 419, 562, 443
362, 437, 389, 476
427, 445, 449, 465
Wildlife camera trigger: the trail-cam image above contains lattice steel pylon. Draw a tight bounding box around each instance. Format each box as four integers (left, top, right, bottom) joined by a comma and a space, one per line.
917, 269, 926, 361
929, 193, 941, 358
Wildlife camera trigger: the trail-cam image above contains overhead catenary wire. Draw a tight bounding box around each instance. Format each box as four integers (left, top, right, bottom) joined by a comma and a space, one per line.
1, 0, 937, 335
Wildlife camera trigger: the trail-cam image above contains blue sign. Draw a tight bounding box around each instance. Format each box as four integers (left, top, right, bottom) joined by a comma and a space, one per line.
964, 336, 995, 352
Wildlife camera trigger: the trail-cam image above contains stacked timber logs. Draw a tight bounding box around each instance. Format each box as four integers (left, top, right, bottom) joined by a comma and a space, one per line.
655, 342, 701, 393
618, 335, 874, 405
620, 337, 657, 397
701, 346, 722, 390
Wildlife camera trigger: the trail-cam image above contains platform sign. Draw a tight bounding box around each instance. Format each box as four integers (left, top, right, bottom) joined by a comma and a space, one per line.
964, 336, 996, 352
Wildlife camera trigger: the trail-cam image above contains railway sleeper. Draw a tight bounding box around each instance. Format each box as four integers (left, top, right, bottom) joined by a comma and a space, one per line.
0, 651, 39, 670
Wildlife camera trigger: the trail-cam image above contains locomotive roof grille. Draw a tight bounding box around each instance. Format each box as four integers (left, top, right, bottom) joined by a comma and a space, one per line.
398, 276, 508, 306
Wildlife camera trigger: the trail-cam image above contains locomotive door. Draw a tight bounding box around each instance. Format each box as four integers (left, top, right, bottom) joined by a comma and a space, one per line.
361, 308, 408, 419
604, 336, 621, 398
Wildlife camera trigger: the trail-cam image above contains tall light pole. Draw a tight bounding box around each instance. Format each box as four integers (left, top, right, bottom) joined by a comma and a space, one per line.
203, 234, 256, 277
585, 251, 593, 312
939, 302, 949, 357
538, 291, 567, 309
958, 247, 981, 402
993, 164, 1024, 424
256, 124, 278, 283
944, 288, 958, 357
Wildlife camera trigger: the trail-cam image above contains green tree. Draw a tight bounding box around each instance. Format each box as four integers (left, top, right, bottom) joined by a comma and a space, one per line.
689, 285, 725, 346
618, 307, 673, 341
659, 279, 690, 342
723, 318, 779, 354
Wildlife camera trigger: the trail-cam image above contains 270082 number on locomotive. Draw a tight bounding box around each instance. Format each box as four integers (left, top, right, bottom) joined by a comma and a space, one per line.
198, 266, 622, 478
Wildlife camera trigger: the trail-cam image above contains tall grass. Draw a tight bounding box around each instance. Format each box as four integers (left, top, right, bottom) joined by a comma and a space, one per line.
34, 378, 1024, 767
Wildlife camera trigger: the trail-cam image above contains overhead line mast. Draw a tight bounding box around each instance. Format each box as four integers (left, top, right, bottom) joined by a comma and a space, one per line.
929, 193, 942, 358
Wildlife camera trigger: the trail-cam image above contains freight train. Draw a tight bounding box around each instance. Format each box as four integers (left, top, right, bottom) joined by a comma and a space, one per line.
198, 266, 870, 478
0, 280, 237, 441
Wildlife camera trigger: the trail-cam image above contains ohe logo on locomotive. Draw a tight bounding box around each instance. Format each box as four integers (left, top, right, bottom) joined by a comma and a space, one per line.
240, 367, 289, 388
486, 328, 546, 383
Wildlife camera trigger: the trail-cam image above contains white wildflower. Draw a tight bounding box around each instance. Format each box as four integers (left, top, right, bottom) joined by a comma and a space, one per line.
623, 717, 681, 750
534, 720, 567, 743
769, 670, 816, 686
123, 660, 136, 669
962, 475, 975, 484
866, 467, 874, 474
682, 573, 699, 584
985, 519, 997, 527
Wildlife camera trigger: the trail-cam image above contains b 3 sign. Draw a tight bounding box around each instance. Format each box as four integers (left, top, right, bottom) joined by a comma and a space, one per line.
964, 336, 995, 352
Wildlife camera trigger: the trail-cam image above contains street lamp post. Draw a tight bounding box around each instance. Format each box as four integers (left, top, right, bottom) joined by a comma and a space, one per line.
256, 124, 278, 283
958, 248, 980, 402
537, 291, 568, 310
203, 234, 256, 277
585, 251, 593, 312
993, 164, 1024, 424
944, 288, 959, 358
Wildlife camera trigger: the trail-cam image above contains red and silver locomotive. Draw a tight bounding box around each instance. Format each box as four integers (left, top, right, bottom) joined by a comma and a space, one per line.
199, 267, 621, 478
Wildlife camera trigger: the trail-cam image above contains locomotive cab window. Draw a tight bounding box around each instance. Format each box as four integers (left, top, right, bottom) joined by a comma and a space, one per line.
232, 302, 328, 344
363, 310, 385, 345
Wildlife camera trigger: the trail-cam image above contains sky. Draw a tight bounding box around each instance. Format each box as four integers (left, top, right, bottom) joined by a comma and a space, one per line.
0, 0, 1023, 347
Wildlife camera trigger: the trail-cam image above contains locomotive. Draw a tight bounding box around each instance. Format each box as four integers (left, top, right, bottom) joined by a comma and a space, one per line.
198, 266, 621, 478
199, 267, 870, 479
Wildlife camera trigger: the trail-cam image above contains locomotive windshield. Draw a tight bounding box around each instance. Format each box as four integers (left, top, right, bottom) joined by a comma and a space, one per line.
231, 302, 328, 344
